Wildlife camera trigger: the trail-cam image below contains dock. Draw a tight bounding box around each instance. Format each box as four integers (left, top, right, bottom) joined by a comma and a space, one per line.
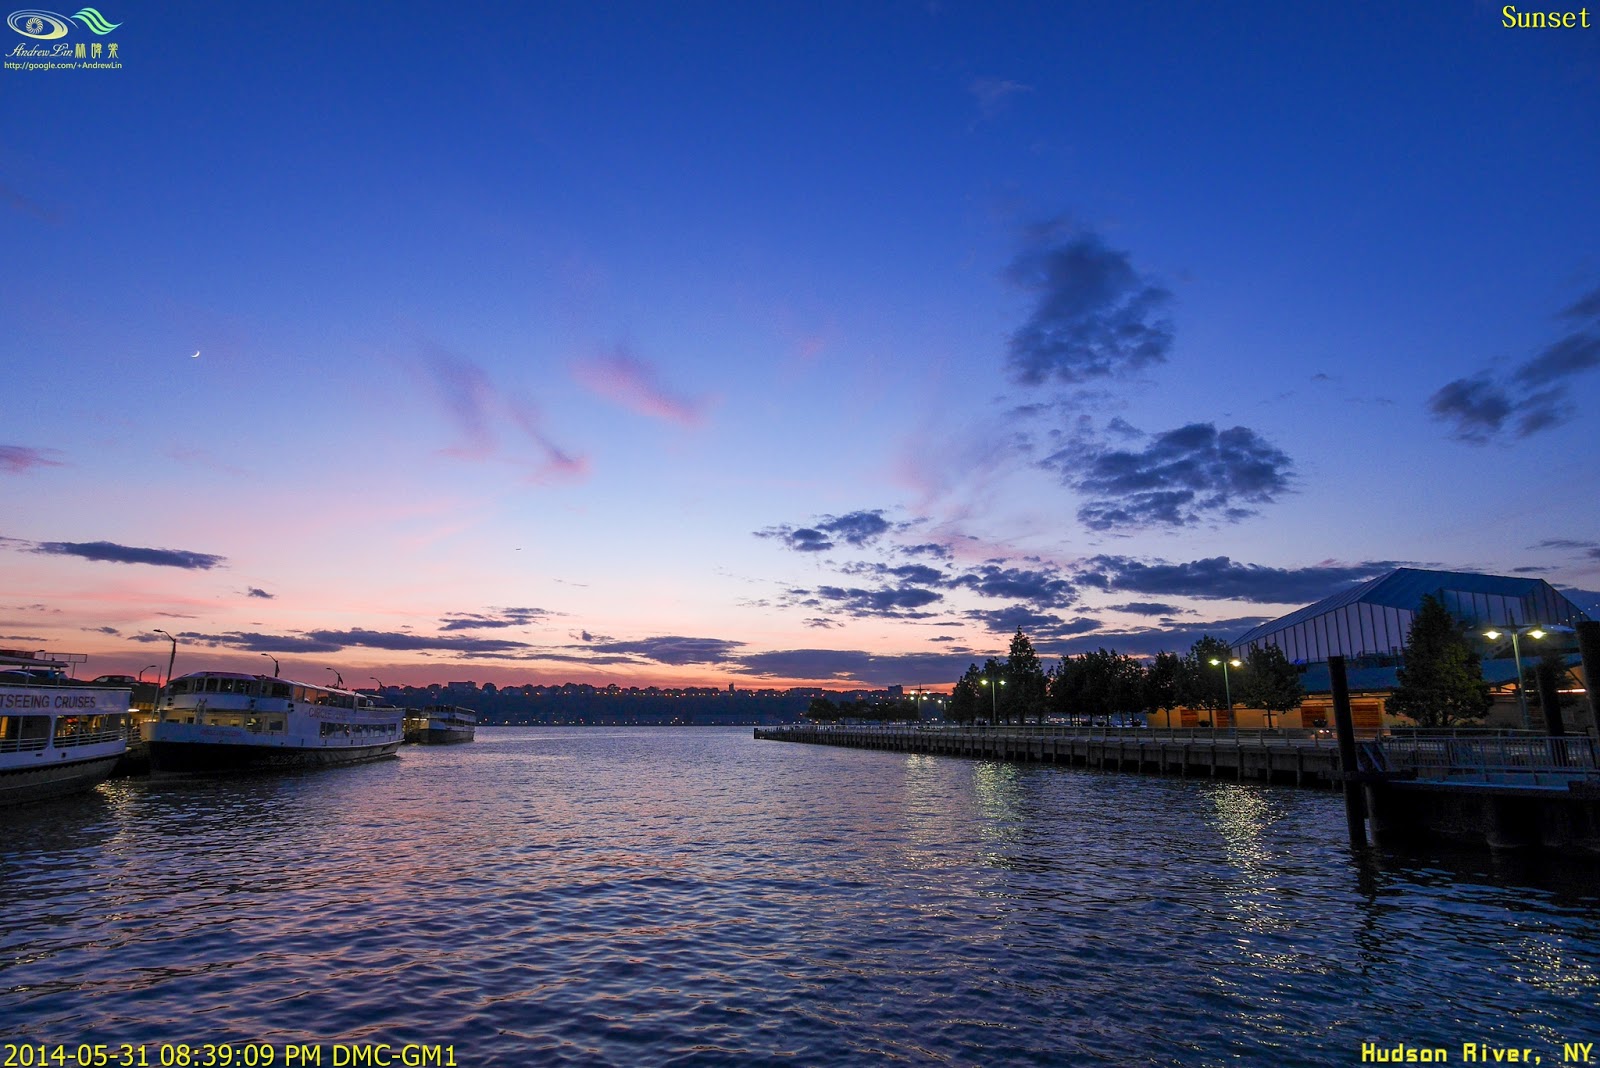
754, 724, 1349, 786
755, 724, 1600, 853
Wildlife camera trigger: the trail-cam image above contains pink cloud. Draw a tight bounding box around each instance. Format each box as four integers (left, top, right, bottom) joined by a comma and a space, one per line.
571, 347, 709, 427
1, 445, 66, 474
419, 347, 589, 482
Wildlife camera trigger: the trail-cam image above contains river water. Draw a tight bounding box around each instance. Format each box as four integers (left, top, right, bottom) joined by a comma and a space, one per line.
3, 727, 1598, 1066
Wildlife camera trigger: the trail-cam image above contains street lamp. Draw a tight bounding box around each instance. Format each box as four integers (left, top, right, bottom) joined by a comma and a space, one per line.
978, 675, 1005, 723
370, 676, 385, 693
1208, 656, 1242, 727
152, 630, 177, 716
138, 664, 157, 683
1483, 625, 1546, 728
261, 653, 280, 677
326, 667, 345, 689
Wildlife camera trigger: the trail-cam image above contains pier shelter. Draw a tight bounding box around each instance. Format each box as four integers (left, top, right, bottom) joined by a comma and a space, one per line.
1227, 568, 1594, 734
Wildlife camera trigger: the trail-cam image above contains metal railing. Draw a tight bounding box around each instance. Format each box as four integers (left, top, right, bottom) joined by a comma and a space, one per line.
1377, 734, 1599, 784
765, 723, 1355, 748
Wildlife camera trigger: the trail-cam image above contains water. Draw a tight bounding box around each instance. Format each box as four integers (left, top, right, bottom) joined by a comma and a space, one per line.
3, 727, 1598, 1065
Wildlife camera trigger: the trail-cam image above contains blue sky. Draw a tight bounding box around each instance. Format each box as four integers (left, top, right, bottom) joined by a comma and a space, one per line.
3, 2, 1598, 688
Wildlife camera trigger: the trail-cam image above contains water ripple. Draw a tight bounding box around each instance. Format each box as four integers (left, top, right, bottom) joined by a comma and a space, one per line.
3, 728, 1599, 1064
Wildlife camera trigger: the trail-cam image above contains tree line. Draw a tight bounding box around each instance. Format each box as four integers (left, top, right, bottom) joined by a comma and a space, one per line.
800, 593, 1578, 729
938, 628, 1305, 727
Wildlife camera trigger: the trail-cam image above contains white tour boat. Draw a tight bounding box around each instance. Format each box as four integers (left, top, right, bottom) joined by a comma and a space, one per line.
1, 650, 130, 805
148, 671, 404, 774
403, 704, 477, 744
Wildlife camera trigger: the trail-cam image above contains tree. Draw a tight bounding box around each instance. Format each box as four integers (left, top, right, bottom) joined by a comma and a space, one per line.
1005, 627, 1048, 724
1236, 644, 1304, 728
1386, 594, 1492, 727
805, 696, 840, 722
978, 657, 1006, 723
1181, 636, 1234, 717
1144, 651, 1184, 728
948, 664, 983, 724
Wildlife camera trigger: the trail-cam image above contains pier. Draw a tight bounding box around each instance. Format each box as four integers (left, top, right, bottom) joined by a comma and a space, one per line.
755, 723, 1600, 853
754, 723, 1350, 786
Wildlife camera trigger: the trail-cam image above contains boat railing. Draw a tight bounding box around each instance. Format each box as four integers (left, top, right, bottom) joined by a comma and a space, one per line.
0, 736, 50, 754
54, 726, 128, 748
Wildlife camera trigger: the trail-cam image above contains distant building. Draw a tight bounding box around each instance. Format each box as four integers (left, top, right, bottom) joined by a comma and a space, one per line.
445, 680, 476, 692
1227, 568, 1593, 732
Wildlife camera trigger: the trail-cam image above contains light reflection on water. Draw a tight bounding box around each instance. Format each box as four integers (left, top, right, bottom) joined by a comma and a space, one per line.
2, 726, 1598, 1065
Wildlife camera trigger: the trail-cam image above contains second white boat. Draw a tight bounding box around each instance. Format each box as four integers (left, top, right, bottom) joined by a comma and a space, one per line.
148, 671, 403, 774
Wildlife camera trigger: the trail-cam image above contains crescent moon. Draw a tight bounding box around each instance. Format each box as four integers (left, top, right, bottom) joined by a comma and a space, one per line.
191, 351, 200, 358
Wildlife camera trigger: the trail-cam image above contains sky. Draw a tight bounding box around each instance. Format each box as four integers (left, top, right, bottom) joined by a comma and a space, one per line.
3, 2, 1599, 691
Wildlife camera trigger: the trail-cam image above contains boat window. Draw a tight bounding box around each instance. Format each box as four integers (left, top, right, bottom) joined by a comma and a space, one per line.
270, 683, 291, 698
204, 677, 221, 693
171, 679, 192, 695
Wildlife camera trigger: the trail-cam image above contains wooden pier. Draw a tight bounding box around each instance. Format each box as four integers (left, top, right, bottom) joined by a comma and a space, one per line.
754, 724, 1348, 787
755, 724, 1600, 853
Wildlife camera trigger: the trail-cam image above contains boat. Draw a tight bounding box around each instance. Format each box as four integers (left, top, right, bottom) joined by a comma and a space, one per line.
147, 671, 403, 774
403, 704, 477, 744
1, 650, 131, 805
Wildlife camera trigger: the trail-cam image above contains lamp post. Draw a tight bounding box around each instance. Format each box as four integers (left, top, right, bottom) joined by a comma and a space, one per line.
153, 630, 177, 717
1483, 625, 1546, 729
979, 674, 1005, 723
326, 667, 345, 690
370, 676, 385, 693
261, 653, 280, 677
138, 664, 157, 683
1208, 656, 1242, 728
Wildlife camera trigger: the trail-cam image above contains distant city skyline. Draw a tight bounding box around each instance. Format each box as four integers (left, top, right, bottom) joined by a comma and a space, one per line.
4, 3, 1597, 689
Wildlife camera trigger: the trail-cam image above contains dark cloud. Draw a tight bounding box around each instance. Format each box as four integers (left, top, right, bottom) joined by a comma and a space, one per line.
1004, 224, 1174, 386
757, 510, 894, 554
32, 540, 225, 570
734, 648, 974, 687
811, 585, 943, 618
1108, 601, 1185, 616
1056, 616, 1275, 658
586, 636, 745, 665
91, 626, 119, 635
963, 606, 1102, 638
439, 607, 553, 631
1, 446, 66, 474
953, 563, 1076, 608
840, 561, 949, 587
1431, 285, 1600, 442
185, 628, 537, 655
900, 543, 954, 561
246, 588, 274, 599
1530, 539, 1600, 554
1428, 376, 1513, 442
1047, 423, 1294, 530
1085, 555, 1399, 605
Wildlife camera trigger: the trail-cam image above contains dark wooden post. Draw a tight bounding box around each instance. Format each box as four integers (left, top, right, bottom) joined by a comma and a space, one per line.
1576, 621, 1600, 737
1535, 661, 1565, 737
1330, 655, 1366, 845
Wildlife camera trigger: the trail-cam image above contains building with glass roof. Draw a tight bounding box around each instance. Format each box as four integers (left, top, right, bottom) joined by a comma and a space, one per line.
1231, 568, 1592, 666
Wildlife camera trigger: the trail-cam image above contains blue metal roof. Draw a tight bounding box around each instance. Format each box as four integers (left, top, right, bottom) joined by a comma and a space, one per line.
1232, 567, 1592, 649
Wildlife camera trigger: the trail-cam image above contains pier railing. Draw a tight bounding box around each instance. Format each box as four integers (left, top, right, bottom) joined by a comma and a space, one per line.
769, 723, 1356, 747
1375, 734, 1600, 785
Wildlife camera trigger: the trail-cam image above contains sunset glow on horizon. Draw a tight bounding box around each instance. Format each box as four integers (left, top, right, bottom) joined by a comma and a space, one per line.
4, 3, 1597, 691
